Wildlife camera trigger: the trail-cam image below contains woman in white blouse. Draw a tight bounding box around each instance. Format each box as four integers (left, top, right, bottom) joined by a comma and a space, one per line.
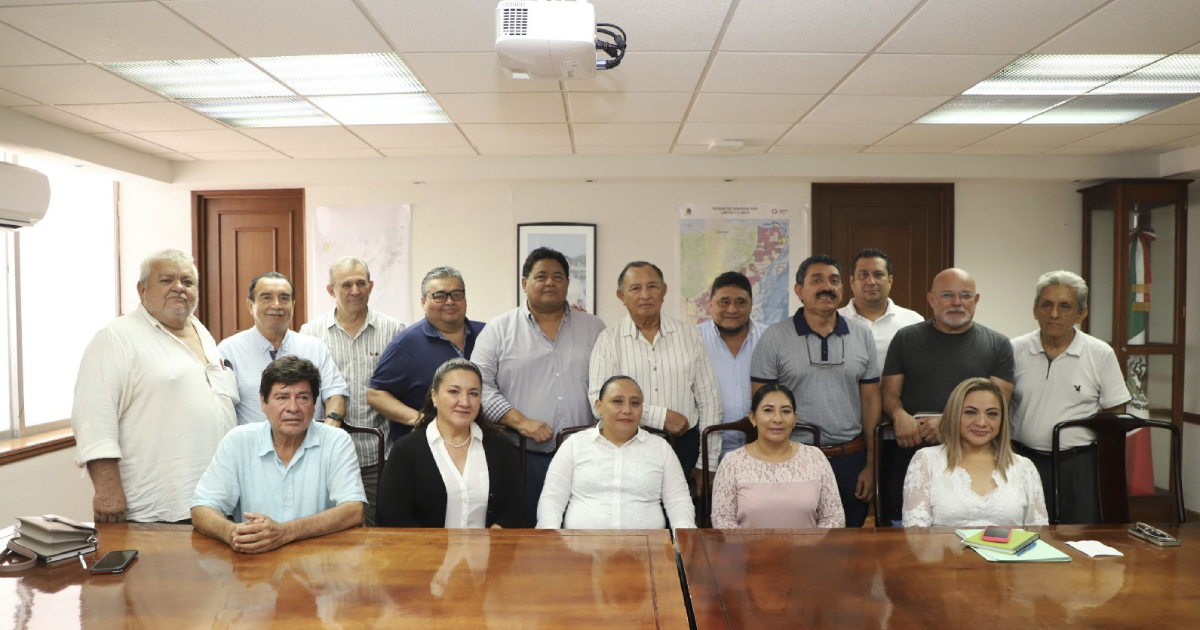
536, 375, 696, 530
710, 383, 844, 528
902, 377, 1049, 527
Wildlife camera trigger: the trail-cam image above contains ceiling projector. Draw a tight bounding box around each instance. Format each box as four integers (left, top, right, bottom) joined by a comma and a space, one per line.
496, 0, 626, 80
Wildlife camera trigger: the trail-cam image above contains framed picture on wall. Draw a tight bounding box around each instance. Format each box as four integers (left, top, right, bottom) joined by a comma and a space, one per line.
517, 222, 597, 314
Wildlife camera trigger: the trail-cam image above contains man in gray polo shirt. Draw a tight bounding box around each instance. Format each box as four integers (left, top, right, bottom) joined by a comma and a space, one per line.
751, 254, 881, 527
474, 247, 606, 526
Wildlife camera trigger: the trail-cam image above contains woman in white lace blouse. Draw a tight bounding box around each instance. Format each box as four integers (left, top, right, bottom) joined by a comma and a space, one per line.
902, 377, 1049, 527
710, 383, 844, 529
536, 375, 696, 530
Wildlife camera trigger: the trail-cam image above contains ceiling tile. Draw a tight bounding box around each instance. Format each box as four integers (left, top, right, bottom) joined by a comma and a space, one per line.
478, 146, 574, 156
723, 0, 923, 53
573, 123, 680, 146
93, 132, 177, 154
405, 53, 561, 94
240, 127, 370, 151
953, 146, 1053, 155
836, 55, 1016, 96
437, 92, 566, 124
568, 52, 710, 93
0, 87, 36, 106
348, 124, 470, 148
875, 124, 1010, 146
704, 53, 862, 94
59, 102, 225, 131
158, 152, 198, 161
676, 122, 791, 146
0, 3, 232, 62
1068, 124, 1200, 148
568, 92, 692, 123
167, 0, 391, 57
129, 129, 270, 153
283, 148, 383, 159
688, 93, 820, 123
10, 105, 115, 133
880, 0, 1108, 54
458, 123, 571, 147
1036, 0, 1200, 54
1044, 146, 1134, 155
778, 123, 903, 145
802, 95, 949, 124
575, 146, 671, 155
1141, 133, 1200, 152
361, 0, 496, 53
0, 65, 164, 104
593, 0, 732, 52
769, 145, 866, 154
378, 147, 478, 157
0, 22, 79, 65
862, 145, 957, 154
1132, 98, 1200, 125
672, 145, 770, 155
972, 124, 1116, 147
187, 150, 290, 160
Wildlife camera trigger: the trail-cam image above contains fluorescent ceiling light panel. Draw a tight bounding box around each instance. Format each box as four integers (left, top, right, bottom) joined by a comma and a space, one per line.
964, 55, 1162, 96
1092, 55, 1200, 94
310, 94, 450, 125
103, 59, 290, 99
1024, 94, 1200, 124
916, 95, 1069, 124
252, 53, 425, 96
181, 97, 336, 127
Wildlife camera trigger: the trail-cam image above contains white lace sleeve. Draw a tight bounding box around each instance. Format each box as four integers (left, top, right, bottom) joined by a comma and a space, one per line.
901, 448, 934, 527
1017, 455, 1050, 526
815, 455, 845, 528
709, 451, 740, 529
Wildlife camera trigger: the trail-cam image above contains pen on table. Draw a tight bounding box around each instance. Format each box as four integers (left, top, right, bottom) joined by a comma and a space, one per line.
79, 554, 87, 570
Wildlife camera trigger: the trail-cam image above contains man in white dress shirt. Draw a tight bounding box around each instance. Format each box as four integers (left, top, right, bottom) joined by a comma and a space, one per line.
838, 248, 924, 369
697, 271, 766, 461
1010, 270, 1129, 524
300, 257, 405, 526
588, 261, 722, 489
72, 249, 238, 523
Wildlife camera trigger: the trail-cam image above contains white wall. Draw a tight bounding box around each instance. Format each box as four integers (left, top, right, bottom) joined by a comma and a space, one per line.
0, 447, 93, 526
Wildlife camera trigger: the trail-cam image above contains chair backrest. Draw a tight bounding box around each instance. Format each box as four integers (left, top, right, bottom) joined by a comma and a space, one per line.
699, 417, 821, 528
496, 425, 529, 489
1052, 413, 1185, 524
340, 423, 385, 526
556, 423, 676, 450
873, 420, 896, 526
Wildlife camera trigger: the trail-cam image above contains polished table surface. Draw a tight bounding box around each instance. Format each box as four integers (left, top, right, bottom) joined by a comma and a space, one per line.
1, 524, 689, 630
679, 524, 1200, 630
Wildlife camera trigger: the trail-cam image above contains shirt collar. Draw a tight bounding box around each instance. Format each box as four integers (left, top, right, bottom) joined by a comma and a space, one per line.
521, 301, 571, 324
594, 423, 647, 447
619, 314, 676, 339
1030, 328, 1085, 357
419, 317, 475, 340
256, 419, 322, 457
326, 307, 378, 333
845, 298, 897, 320
792, 308, 850, 337
251, 326, 293, 354
426, 420, 484, 446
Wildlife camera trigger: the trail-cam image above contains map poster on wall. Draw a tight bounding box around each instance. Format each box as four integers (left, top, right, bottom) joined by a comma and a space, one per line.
679, 205, 797, 327
312, 205, 412, 323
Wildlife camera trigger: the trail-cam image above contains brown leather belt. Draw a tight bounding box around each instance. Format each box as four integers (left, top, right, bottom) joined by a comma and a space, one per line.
821, 435, 865, 457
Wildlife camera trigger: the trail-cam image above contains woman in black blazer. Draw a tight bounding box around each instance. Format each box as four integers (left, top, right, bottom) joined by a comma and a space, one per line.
378, 358, 524, 528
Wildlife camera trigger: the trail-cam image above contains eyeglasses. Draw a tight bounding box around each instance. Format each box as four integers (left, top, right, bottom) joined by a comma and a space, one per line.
806, 335, 845, 367
426, 290, 465, 304
937, 291, 975, 302
1133, 522, 1178, 543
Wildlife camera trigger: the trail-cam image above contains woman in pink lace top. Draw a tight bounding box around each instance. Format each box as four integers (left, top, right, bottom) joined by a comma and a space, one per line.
710, 384, 845, 529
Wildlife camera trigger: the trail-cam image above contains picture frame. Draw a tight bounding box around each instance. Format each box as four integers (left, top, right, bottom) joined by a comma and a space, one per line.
517, 222, 597, 314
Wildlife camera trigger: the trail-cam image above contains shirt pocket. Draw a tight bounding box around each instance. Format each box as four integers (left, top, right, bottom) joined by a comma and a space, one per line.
208, 364, 241, 405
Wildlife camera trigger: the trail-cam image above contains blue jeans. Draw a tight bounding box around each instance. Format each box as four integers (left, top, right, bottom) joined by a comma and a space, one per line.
828, 449, 869, 527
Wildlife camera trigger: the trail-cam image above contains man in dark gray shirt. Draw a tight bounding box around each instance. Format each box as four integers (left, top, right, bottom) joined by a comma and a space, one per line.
880, 268, 1014, 525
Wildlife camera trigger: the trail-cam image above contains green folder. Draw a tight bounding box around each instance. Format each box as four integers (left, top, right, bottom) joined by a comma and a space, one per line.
961, 528, 1039, 554
956, 529, 1072, 563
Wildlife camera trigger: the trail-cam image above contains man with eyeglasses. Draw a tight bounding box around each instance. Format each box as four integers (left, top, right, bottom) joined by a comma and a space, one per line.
219, 271, 349, 427
750, 255, 882, 527
879, 267, 1014, 525
368, 266, 486, 449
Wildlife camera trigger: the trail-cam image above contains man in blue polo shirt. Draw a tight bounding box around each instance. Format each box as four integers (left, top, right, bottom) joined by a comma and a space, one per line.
750, 254, 881, 527
368, 266, 486, 447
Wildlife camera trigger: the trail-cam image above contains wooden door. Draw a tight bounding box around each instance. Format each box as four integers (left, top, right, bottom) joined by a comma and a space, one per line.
192, 189, 306, 342
811, 184, 954, 318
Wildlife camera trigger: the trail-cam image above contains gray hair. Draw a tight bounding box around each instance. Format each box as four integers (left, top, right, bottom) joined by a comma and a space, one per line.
1035, 270, 1089, 311
139, 249, 198, 285
329, 256, 371, 285
420, 265, 465, 297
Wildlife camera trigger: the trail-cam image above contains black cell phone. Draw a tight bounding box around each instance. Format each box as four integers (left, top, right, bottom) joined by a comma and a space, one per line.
90, 549, 138, 574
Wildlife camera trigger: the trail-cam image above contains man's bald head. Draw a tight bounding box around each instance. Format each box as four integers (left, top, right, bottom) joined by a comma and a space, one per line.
927, 268, 979, 334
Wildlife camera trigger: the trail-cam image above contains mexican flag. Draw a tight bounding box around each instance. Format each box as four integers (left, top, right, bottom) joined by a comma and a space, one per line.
1126, 220, 1154, 495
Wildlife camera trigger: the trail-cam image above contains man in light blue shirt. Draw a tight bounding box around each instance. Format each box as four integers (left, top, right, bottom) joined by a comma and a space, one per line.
474, 247, 607, 526
697, 272, 766, 464
192, 356, 364, 554
219, 271, 349, 425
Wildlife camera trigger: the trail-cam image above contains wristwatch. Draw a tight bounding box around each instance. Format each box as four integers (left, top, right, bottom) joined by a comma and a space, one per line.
326, 412, 344, 422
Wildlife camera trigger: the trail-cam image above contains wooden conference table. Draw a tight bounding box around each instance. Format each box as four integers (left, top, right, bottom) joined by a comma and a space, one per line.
2, 523, 1196, 629
679, 524, 1200, 630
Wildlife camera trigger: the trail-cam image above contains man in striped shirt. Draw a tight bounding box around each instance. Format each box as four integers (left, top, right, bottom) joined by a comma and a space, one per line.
589, 261, 722, 489
300, 257, 405, 526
